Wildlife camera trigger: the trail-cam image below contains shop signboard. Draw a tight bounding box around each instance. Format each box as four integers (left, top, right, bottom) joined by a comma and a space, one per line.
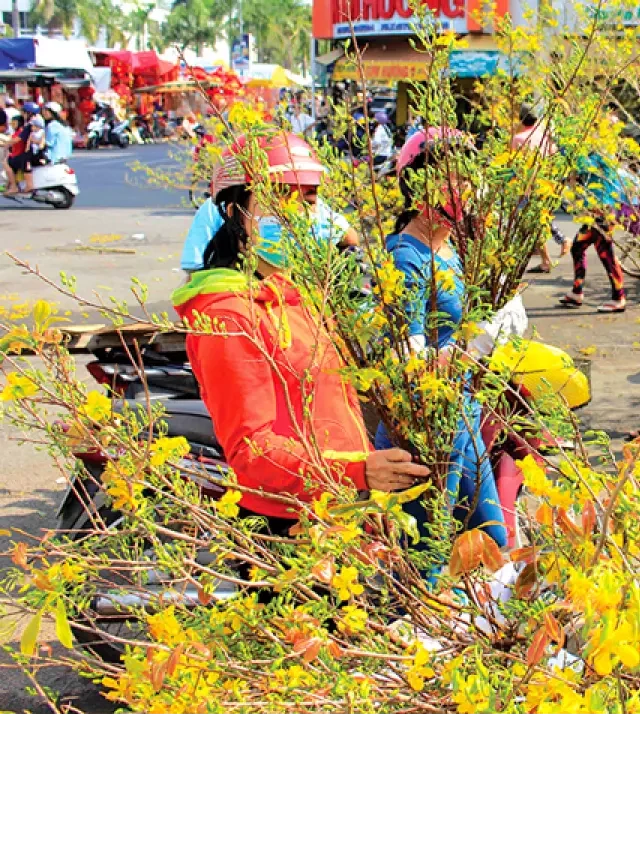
231, 33, 253, 79
313, 0, 513, 38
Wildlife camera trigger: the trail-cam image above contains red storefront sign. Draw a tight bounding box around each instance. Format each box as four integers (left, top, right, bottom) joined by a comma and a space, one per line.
312, 0, 509, 38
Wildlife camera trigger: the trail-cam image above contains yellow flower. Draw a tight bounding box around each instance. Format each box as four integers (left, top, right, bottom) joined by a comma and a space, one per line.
377, 260, 404, 305
217, 489, 243, 518
102, 463, 144, 512
406, 645, 435, 692
332, 566, 364, 601
338, 605, 368, 635
516, 457, 571, 509
149, 435, 190, 467
453, 673, 491, 713
0, 372, 38, 402
587, 617, 640, 677
435, 267, 457, 293
79, 390, 111, 423
146, 606, 186, 645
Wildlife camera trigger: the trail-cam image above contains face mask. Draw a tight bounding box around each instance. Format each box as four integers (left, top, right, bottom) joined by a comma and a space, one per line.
255, 215, 287, 268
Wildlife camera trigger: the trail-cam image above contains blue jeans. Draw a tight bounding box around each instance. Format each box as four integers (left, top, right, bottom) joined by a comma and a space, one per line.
375, 404, 507, 556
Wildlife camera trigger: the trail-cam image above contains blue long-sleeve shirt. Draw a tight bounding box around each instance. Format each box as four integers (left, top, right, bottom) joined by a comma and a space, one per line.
45, 119, 72, 163
386, 232, 464, 349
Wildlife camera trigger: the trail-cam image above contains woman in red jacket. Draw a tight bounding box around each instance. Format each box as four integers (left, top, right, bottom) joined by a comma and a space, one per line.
172, 131, 428, 531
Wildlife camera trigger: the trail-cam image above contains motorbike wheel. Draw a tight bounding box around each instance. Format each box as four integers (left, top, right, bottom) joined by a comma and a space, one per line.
50, 187, 75, 210
59, 495, 152, 663
87, 135, 98, 151
118, 135, 130, 149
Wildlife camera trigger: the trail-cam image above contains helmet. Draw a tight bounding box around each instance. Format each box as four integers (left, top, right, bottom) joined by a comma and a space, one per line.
374, 111, 389, 125
31, 115, 45, 128
23, 101, 40, 115
45, 101, 62, 115
212, 131, 325, 198
396, 126, 467, 177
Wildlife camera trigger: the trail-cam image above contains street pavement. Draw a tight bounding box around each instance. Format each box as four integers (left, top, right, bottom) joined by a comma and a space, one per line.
0, 147, 639, 710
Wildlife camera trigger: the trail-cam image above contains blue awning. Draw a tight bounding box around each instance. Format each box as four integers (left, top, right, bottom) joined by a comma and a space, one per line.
449, 50, 521, 78
0, 38, 36, 71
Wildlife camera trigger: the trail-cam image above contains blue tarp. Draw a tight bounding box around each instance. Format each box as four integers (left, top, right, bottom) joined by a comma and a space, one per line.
0, 38, 37, 71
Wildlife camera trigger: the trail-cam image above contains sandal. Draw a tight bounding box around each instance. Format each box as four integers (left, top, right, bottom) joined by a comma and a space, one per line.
558, 294, 583, 307
528, 264, 552, 274
597, 300, 626, 313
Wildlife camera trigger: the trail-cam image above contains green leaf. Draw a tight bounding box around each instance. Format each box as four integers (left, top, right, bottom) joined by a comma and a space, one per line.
55, 599, 74, 649
33, 299, 52, 329
20, 609, 43, 657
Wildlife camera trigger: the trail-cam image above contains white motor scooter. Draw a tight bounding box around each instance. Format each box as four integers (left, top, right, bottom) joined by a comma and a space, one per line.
2, 162, 79, 209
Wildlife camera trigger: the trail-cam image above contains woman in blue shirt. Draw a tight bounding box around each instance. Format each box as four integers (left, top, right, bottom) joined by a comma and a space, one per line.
375, 128, 507, 554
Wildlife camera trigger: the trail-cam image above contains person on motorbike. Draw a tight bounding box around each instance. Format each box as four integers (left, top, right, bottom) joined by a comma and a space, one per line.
374, 127, 508, 551
3, 102, 39, 196
172, 131, 429, 533
43, 102, 72, 163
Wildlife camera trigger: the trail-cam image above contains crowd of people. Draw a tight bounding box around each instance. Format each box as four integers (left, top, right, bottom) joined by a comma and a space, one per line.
0, 98, 73, 196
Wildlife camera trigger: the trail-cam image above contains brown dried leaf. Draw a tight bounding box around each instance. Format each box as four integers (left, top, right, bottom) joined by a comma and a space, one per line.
515, 562, 539, 600
150, 660, 167, 692
481, 533, 505, 572
166, 643, 184, 678
535, 502, 554, 528
311, 556, 335, 584
450, 530, 485, 577
11, 542, 29, 569
527, 626, 549, 668
581, 500, 597, 537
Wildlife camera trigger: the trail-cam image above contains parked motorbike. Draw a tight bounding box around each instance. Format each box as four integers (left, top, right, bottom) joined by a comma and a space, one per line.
1, 162, 79, 209
56, 323, 590, 661
86, 114, 130, 149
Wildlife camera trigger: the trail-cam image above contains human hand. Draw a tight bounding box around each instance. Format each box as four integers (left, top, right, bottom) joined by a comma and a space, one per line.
365, 448, 430, 492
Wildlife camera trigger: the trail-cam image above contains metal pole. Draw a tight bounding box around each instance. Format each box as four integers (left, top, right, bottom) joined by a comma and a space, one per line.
11, 0, 20, 36
310, 36, 316, 122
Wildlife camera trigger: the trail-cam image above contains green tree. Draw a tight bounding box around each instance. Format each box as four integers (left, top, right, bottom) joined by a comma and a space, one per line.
240, 0, 311, 73
160, 0, 227, 55
29, 0, 122, 42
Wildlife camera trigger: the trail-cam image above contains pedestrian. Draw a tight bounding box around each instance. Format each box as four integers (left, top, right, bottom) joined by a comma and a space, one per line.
371, 111, 394, 166
289, 100, 314, 137
559, 151, 627, 313
511, 104, 570, 273
172, 130, 429, 532
374, 127, 509, 558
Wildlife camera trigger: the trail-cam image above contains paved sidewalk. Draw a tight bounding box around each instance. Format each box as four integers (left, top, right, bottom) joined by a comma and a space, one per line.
521, 217, 640, 447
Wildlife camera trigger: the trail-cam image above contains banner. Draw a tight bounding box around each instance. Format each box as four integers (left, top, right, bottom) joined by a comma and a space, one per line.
231, 34, 253, 80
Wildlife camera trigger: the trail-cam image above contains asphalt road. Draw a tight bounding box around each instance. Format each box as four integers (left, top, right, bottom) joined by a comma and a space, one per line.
69, 142, 185, 209
1, 148, 639, 712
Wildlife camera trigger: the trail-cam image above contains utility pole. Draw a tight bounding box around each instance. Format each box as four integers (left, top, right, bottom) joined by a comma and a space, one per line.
12, 0, 20, 36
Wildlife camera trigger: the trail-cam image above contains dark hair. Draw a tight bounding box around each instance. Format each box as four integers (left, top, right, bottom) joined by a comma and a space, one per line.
203, 185, 251, 269
519, 103, 538, 128
12, 114, 25, 129
0, 108, 6, 127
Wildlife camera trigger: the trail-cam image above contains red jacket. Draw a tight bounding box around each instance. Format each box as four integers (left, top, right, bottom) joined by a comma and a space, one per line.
173, 269, 370, 518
